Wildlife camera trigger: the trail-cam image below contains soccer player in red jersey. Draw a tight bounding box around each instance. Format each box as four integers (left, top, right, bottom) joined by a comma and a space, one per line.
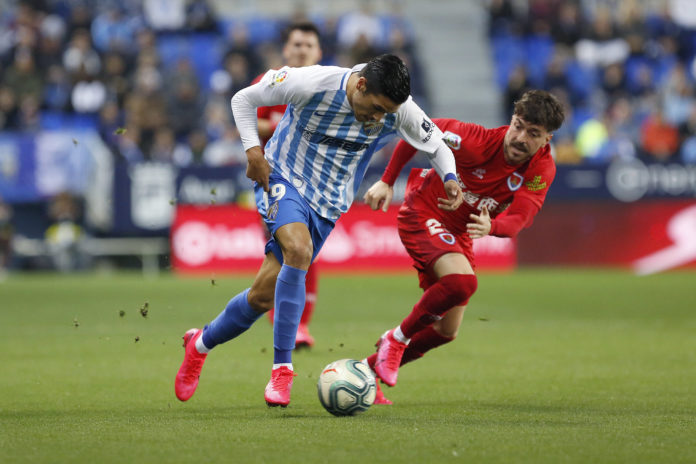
251, 22, 323, 348
362, 90, 565, 403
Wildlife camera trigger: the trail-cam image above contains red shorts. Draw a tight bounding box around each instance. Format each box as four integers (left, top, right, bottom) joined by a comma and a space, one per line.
398, 200, 475, 291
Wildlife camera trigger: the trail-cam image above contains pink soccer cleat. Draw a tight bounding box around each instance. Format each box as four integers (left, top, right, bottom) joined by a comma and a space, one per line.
374, 380, 393, 405
264, 366, 297, 407
373, 329, 408, 387
295, 324, 315, 349
175, 328, 207, 401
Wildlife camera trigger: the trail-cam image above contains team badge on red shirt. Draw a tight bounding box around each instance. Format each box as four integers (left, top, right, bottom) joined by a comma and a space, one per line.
507, 172, 524, 191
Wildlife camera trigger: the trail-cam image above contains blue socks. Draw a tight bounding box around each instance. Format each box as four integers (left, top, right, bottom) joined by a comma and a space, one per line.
273, 264, 307, 364
199, 265, 307, 365
202, 289, 262, 349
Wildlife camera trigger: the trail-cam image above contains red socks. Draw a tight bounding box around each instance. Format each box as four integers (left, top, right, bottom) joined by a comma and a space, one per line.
399, 326, 454, 365
366, 326, 455, 369
366, 274, 477, 374
400, 274, 477, 338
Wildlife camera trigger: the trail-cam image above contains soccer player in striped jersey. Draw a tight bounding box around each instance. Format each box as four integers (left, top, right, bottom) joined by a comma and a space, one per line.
361, 90, 565, 404
251, 22, 323, 349
175, 54, 464, 407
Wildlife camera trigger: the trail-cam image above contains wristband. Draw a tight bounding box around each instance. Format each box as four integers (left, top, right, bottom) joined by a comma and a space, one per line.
444, 173, 457, 183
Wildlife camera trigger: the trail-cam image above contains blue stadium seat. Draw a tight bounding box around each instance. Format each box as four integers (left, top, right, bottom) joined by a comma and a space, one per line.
40, 111, 98, 130
651, 56, 677, 87
244, 16, 281, 44
217, 17, 237, 38
157, 34, 190, 67
190, 34, 223, 90
491, 36, 525, 88
491, 35, 524, 63
571, 106, 595, 132
70, 113, 99, 130
624, 56, 652, 95
40, 110, 67, 130
565, 60, 597, 103
524, 35, 554, 87
157, 33, 223, 89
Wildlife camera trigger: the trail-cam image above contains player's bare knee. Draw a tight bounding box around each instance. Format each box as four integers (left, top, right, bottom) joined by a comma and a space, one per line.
434, 318, 460, 339
281, 240, 313, 268
437, 327, 459, 340
247, 288, 273, 312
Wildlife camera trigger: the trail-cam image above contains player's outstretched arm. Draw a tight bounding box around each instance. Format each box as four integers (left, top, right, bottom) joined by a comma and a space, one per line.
467, 206, 491, 239
364, 180, 394, 212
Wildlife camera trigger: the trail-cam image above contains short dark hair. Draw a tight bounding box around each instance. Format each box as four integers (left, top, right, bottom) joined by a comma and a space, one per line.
513, 90, 565, 132
281, 22, 321, 44
358, 54, 411, 105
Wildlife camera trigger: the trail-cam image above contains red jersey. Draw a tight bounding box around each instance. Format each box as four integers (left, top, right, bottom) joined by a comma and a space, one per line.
382, 118, 556, 238
251, 72, 287, 147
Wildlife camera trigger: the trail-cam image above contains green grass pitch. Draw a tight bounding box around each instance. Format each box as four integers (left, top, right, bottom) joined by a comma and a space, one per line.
1, 269, 694, 463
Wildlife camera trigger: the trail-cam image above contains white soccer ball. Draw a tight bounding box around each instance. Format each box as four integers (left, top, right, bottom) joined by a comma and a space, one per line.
317, 359, 376, 416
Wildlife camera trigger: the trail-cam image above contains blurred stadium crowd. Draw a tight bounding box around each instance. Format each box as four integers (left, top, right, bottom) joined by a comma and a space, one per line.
0, 0, 425, 273
0, 0, 425, 167
6, 1, 695, 171
488, 0, 696, 165
4, 0, 696, 274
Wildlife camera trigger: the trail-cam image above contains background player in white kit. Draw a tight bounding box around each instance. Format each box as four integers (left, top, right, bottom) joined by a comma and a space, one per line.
175, 54, 464, 407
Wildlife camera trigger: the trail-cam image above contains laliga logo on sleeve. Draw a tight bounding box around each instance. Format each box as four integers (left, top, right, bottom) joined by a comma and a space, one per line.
269, 70, 288, 87
442, 131, 461, 150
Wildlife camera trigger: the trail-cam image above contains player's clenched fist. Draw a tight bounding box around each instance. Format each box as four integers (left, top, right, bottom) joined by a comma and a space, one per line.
245, 146, 271, 192
364, 180, 394, 212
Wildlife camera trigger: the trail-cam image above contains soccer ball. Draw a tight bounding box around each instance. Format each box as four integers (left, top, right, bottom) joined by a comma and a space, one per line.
317, 359, 376, 416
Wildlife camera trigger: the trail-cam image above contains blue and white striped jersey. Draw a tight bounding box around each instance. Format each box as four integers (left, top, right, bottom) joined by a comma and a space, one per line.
232, 64, 454, 221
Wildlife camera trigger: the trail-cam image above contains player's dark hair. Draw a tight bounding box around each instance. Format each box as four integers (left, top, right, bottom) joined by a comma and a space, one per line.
359, 54, 411, 105
281, 22, 321, 44
513, 90, 565, 132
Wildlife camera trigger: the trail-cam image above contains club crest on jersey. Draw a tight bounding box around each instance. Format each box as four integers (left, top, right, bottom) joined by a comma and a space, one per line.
363, 120, 384, 136
267, 201, 279, 221
421, 118, 434, 143
269, 70, 288, 87
442, 131, 461, 150
507, 172, 524, 191
439, 233, 456, 245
